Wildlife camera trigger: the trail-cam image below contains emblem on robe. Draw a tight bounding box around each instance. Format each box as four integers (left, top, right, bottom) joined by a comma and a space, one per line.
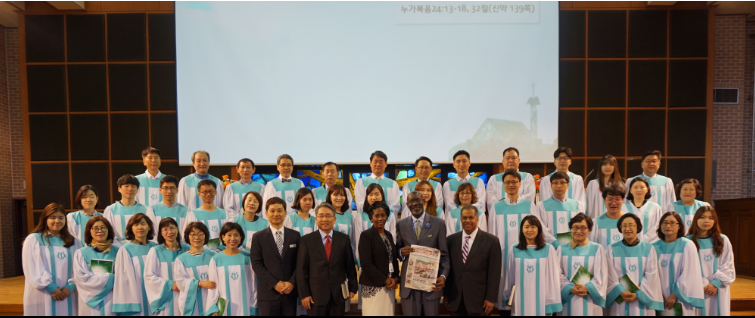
231, 272, 240, 280
509, 221, 517, 228
629, 264, 637, 272
57, 252, 67, 260
558, 217, 566, 224
151, 194, 158, 200
704, 254, 713, 262
212, 226, 219, 232
573, 262, 582, 270
661, 260, 669, 268
613, 234, 622, 242
200, 273, 209, 280
526, 265, 535, 273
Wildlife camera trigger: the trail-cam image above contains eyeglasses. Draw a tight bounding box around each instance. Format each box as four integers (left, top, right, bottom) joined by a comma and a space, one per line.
161, 187, 178, 191
644, 160, 659, 164
189, 233, 206, 238
91, 226, 108, 232
316, 215, 335, 219
621, 224, 637, 229
551, 181, 569, 186
661, 222, 679, 227
416, 166, 432, 170
279, 164, 293, 168
198, 191, 216, 195
504, 181, 520, 185
555, 157, 571, 162
571, 226, 589, 232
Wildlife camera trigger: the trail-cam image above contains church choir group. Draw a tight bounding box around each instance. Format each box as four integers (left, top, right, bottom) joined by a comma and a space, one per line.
22, 146, 735, 316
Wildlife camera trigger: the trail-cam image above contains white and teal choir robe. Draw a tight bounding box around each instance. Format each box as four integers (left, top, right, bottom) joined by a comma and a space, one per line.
652, 237, 705, 316
442, 175, 486, 214
135, 170, 163, 208
143, 243, 190, 316
672, 200, 710, 232
540, 171, 586, 206
402, 179, 443, 213
502, 244, 563, 316
22, 233, 79, 316
621, 201, 662, 243
487, 197, 538, 309
67, 210, 102, 242
223, 180, 265, 219
103, 201, 149, 247
487, 171, 536, 210
113, 241, 160, 316
73, 245, 119, 316
585, 180, 609, 219
536, 197, 585, 246
605, 240, 664, 316
625, 174, 676, 213
231, 214, 269, 251
261, 176, 305, 215
312, 184, 354, 210
146, 202, 189, 242
185, 208, 229, 252
688, 234, 736, 316
173, 250, 215, 316
446, 206, 487, 236
205, 251, 258, 316
353, 174, 401, 213
177, 173, 225, 211
590, 214, 624, 250
556, 242, 608, 316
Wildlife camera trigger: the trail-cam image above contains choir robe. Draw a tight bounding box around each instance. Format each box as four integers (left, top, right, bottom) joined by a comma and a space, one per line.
586, 180, 615, 219
177, 173, 225, 211
205, 251, 258, 316
103, 201, 149, 247
282, 212, 317, 316
621, 201, 662, 243
312, 184, 354, 211
146, 202, 189, 243
445, 206, 487, 237
652, 237, 705, 316
539, 171, 587, 206
135, 170, 163, 208
672, 200, 710, 232
185, 208, 229, 252
488, 198, 539, 309
231, 214, 269, 251
487, 171, 536, 210
536, 197, 585, 246
173, 250, 215, 316
442, 175, 486, 214
625, 174, 676, 213
556, 242, 608, 316
223, 180, 264, 219
67, 210, 102, 243
261, 176, 305, 215
113, 241, 160, 316
74, 245, 119, 316
402, 179, 443, 213
144, 243, 191, 316
502, 244, 563, 316
22, 233, 79, 316
353, 174, 401, 213
605, 241, 665, 316
590, 214, 624, 250
687, 234, 736, 316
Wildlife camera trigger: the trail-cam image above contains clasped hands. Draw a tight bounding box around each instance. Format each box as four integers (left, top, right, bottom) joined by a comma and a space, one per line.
570, 284, 588, 297
50, 287, 71, 301
274, 281, 294, 295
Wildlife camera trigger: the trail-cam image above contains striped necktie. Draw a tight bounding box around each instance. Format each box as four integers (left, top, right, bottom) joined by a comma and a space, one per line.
462, 235, 470, 264
276, 230, 283, 256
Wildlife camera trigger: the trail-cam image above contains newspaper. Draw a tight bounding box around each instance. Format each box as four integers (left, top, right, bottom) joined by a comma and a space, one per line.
404, 245, 441, 292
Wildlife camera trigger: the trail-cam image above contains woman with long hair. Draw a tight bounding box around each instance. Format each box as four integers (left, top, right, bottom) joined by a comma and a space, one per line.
144, 218, 190, 315
284, 188, 317, 235
686, 206, 736, 316
586, 155, 623, 219
355, 183, 398, 265
113, 213, 159, 316
415, 180, 444, 219
22, 202, 79, 316
620, 177, 662, 243
173, 222, 217, 316
73, 216, 119, 315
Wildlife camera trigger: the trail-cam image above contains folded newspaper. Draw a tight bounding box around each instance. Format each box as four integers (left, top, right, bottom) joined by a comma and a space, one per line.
404, 245, 441, 292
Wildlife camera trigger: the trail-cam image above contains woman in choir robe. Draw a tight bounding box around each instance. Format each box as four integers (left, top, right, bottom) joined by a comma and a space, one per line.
355, 183, 398, 267
556, 213, 608, 316
113, 213, 159, 316
205, 222, 257, 316
590, 184, 626, 249
605, 213, 664, 316
185, 179, 229, 252
23, 203, 79, 316
446, 182, 487, 236
416, 180, 445, 220
687, 206, 736, 316
173, 222, 217, 316
502, 215, 563, 316
232, 191, 269, 251
73, 216, 119, 316
621, 177, 661, 243
68, 185, 102, 242
283, 188, 316, 235
144, 218, 190, 316
652, 212, 705, 316
671, 178, 710, 231
586, 155, 624, 219
325, 184, 358, 255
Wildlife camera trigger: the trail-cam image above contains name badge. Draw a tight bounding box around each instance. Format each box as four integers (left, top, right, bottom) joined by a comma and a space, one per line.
389, 263, 395, 274
427, 234, 433, 238
289, 244, 296, 248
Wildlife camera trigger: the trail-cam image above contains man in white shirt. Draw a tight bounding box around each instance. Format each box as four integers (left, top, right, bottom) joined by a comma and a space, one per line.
262, 154, 305, 215
443, 150, 486, 214
135, 147, 163, 207
487, 147, 536, 209
402, 156, 443, 213
354, 151, 401, 213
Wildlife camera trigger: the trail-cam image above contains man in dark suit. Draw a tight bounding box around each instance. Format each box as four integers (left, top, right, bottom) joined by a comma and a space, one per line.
445, 205, 501, 316
296, 202, 358, 316
396, 191, 450, 316
250, 197, 301, 316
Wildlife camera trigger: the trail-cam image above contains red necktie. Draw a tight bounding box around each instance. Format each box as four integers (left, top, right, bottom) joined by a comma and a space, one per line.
325, 235, 332, 262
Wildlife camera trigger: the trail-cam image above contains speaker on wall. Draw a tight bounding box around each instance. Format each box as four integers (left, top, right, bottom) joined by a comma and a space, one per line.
627, 110, 665, 156
68, 64, 108, 112
588, 61, 626, 107
27, 65, 67, 113
628, 60, 666, 107
558, 110, 585, 157
107, 13, 147, 61
70, 114, 109, 160
32, 163, 71, 209
628, 10, 667, 58
110, 113, 149, 160
588, 10, 626, 58
25, 15, 65, 62
559, 61, 585, 107
587, 110, 625, 156
66, 14, 106, 62
29, 114, 69, 161
109, 64, 148, 111
559, 10, 585, 58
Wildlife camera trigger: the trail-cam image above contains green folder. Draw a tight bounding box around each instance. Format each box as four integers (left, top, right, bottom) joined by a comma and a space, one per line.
207, 238, 222, 251
656, 303, 682, 316
615, 273, 639, 304
217, 297, 226, 316
90, 259, 113, 275
557, 232, 572, 245
570, 265, 593, 285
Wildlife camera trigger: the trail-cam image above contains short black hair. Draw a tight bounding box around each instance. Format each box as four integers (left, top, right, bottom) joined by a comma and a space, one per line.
568, 212, 593, 232
502, 169, 521, 181
242, 191, 263, 214
641, 150, 662, 162
265, 197, 287, 211
453, 150, 470, 161
125, 213, 155, 241
460, 204, 479, 216
183, 221, 210, 245
550, 171, 570, 183
626, 177, 652, 201
220, 222, 245, 247
370, 150, 388, 162
141, 147, 161, 158
366, 201, 390, 220
157, 218, 182, 246
159, 175, 179, 188
291, 188, 314, 211
84, 216, 114, 245
657, 212, 685, 241
415, 156, 433, 166
617, 213, 643, 234
676, 178, 703, 199
74, 184, 100, 209
553, 147, 572, 159
117, 174, 140, 188
237, 158, 255, 169
323, 161, 340, 171
602, 183, 627, 199
503, 147, 520, 157
196, 179, 217, 191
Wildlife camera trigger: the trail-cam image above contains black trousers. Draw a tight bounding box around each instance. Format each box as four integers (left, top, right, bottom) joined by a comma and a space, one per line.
307, 294, 345, 316
451, 295, 489, 316
258, 297, 297, 316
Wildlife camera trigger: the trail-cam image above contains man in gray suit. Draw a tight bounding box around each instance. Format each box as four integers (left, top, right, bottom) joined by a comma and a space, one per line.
396, 191, 450, 316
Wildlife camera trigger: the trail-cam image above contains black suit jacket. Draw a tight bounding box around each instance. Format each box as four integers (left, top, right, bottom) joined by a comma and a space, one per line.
358, 226, 399, 287
445, 230, 502, 314
296, 230, 358, 305
250, 227, 301, 301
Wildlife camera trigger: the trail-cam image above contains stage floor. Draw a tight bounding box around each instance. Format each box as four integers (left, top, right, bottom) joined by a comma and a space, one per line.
2, 275, 754, 316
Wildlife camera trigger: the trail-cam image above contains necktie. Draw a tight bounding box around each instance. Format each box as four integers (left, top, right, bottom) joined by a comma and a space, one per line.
276, 230, 283, 256
282, 178, 292, 183
325, 235, 332, 262
462, 235, 470, 264
415, 220, 421, 239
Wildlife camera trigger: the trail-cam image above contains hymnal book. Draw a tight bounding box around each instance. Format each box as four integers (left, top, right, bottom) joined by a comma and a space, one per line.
570, 265, 593, 285
615, 273, 639, 304
341, 282, 349, 299
508, 285, 516, 307
90, 259, 113, 275
557, 232, 572, 245
217, 297, 226, 316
